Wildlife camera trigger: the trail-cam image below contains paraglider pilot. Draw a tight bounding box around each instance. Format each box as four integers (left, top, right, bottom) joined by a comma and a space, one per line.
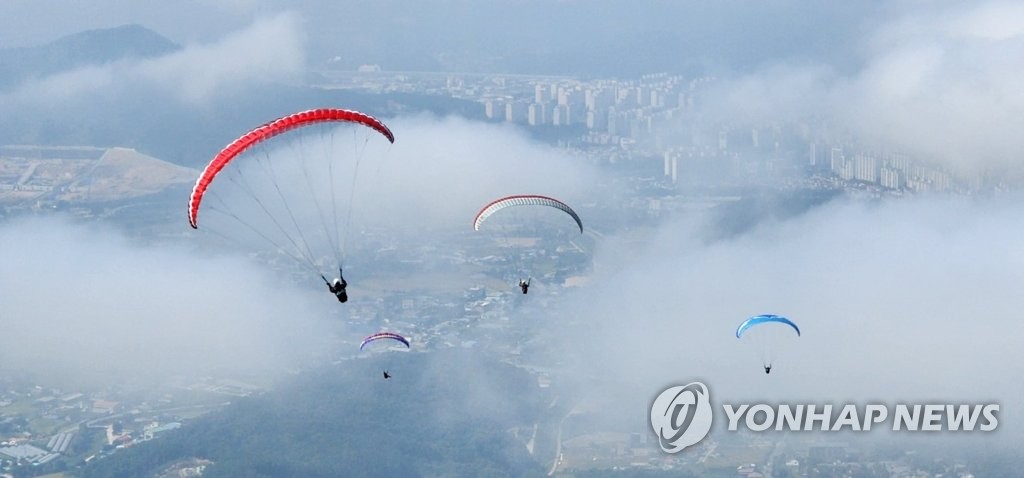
322, 268, 348, 303
519, 278, 531, 294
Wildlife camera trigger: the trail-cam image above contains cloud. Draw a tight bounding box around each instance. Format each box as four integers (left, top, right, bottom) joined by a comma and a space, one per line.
701, 1, 1024, 176
4, 13, 305, 106
548, 194, 1024, 438
0, 216, 337, 387
363, 115, 606, 229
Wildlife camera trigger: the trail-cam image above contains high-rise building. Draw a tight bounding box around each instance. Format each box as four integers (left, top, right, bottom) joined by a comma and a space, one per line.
586, 110, 608, 130
528, 102, 548, 126
880, 167, 902, 189
505, 102, 528, 123
618, 87, 638, 108
552, 104, 571, 126
853, 153, 879, 183
483, 99, 503, 120
662, 150, 679, 183
635, 86, 649, 107
839, 159, 855, 180
607, 107, 620, 136
585, 88, 612, 111
557, 87, 572, 106
830, 147, 845, 173
534, 84, 546, 104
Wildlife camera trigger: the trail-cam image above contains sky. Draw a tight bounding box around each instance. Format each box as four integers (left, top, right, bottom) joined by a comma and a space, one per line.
0, 0, 1022, 460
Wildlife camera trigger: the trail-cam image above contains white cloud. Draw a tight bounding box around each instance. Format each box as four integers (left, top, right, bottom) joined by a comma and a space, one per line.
138, 13, 306, 103
703, 1, 1024, 176
0, 216, 336, 386
364, 115, 605, 229
548, 194, 1024, 437
5, 13, 305, 105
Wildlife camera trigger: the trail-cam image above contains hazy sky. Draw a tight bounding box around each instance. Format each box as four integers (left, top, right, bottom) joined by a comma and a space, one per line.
0, 1, 885, 73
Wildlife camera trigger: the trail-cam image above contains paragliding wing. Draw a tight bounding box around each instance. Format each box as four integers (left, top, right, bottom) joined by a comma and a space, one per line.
473, 195, 583, 233
188, 108, 395, 229
359, 332, 410, 351
735, 314, 801, 338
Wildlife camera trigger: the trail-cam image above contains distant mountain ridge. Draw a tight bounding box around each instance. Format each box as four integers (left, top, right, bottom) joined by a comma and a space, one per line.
0, 24, 179, 90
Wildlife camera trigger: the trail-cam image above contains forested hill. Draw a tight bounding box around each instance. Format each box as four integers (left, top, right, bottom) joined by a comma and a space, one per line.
81, 350, 550, 478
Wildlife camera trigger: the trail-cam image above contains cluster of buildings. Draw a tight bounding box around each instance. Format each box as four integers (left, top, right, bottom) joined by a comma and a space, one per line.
0, 146, 105, 202
0, 386, 91, 470
323, 68, 978, 196
321, 69, 709, 147
659, 138, 963, 194
811, 145, 959, 193
795, 445, 977, 478
0, 430, 78, 470
478, 73, 703, 140
0, 375, 258, 475
325, 228, 590, 360
584, 436, 980, 478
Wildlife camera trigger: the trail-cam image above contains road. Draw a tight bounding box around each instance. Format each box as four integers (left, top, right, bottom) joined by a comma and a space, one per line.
547, 407, 584, 476
60, 401, 233, 434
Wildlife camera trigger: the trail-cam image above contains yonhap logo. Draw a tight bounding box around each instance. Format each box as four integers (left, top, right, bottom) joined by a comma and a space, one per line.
650, 382, 713, 453
650, 380, 1000, 455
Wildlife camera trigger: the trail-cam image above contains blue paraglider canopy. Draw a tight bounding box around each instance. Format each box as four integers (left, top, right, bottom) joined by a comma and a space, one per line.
735, 314, 800, 339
